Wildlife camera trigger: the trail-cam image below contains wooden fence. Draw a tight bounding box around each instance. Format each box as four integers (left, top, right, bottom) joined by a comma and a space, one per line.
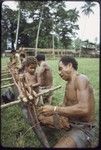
4, 48, 80, 58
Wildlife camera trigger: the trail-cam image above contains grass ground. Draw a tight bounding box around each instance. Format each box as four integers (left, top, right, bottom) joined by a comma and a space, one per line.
1, 57, 99, 147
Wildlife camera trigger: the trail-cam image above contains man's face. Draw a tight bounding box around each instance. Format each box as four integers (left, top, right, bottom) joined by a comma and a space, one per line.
27, 64, 37, 74
58, 61, 72, 81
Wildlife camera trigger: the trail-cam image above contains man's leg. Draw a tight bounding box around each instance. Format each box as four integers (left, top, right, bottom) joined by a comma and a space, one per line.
47, 95, 52, 105
54, 135, 77, 148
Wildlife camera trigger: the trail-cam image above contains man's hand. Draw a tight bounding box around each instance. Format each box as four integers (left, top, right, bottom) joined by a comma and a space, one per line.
38, 105, 55, 116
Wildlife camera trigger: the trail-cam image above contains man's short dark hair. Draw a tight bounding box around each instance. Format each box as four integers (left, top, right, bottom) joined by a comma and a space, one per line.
11, 50, 16, 53
24, 56, 37, 67
35, 53, 45, 61
60, 56, 78, 70
20, 53, 25, 58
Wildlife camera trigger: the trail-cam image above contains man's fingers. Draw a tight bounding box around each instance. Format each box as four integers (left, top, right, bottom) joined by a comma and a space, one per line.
37, 106, 43, 113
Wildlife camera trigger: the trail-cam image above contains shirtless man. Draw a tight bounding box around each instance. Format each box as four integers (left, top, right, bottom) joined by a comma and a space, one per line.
38, 56, 97, 148
36, 53, 53, 105
19, 47, 27, 63
8, 50, 22, 72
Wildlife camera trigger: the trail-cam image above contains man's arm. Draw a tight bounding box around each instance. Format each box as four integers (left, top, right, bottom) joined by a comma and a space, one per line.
32, 83, 40, 87
39, 76, 91, 117
57, 76, 90, 117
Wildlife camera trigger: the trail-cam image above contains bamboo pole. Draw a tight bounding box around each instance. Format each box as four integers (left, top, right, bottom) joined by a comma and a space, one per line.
1, 69, 8, 72
1, 71, 10, 74
14, 1, 20, 50
35, 3, 44, 56
1, 99, 20, 109
1, 77, 13, 82
1, 83, 15, 89
1, 85, 61, 109
37, 85, 61, 97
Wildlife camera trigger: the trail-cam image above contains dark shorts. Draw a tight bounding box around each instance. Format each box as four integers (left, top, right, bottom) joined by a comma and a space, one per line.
65, 122, 98, 148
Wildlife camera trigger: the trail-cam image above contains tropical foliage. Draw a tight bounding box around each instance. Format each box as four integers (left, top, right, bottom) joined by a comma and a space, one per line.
1, 1, 97, 53
1, 1, 80, 51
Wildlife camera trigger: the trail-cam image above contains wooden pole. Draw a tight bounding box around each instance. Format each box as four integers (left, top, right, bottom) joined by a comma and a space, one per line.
1, 83, 15, 89
14, 2, 20, 50
35, 3, 44, 56
1, 85, 61, 109
1, 71, 10, 74
37, 85, 61, 97
1, 99, 20, 109
1, 77, 13, 82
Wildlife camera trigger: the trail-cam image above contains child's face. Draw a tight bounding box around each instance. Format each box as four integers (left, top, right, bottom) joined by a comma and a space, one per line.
27, 64, 37, 74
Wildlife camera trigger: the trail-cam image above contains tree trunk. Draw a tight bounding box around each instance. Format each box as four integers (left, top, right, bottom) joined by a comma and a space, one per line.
14, 2, 21, 50
35, 4, 44, 56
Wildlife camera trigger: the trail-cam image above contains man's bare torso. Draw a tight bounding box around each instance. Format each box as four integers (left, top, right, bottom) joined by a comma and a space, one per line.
64, 74, 95, 123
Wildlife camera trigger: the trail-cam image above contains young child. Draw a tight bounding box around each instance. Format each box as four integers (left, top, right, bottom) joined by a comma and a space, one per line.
23, 56, 39, 96
36, 53, 53, 105
20, 56, 42, 124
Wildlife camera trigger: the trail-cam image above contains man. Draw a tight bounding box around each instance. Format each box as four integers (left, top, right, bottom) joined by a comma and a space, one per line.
8, 50, 22, 71
19, 46, 27, 63
38, 56, 97, 148
36, 53, 53, 105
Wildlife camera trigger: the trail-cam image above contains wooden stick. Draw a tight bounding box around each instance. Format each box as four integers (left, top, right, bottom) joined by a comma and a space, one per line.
2, 65, 7, 68
9, 70, 28, 102
27, 102, 50, 147
37, 85, 61, 97
1, 70, 10, 74
1, 99, 20, 109
1, 85, 61, 109
1, 77, 13, 82
1, 73, 11, 76
1, 83, 15, 89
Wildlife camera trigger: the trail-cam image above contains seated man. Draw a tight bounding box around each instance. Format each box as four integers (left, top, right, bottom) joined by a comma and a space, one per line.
36, 53, 53, 105
38, 56, 98, 148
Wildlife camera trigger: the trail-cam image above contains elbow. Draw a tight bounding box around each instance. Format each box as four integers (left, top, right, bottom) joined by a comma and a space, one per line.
83, 108, 89, 116
78, 105, 89, 116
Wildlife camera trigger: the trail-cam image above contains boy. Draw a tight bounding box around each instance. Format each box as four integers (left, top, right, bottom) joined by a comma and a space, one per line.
20, 56, 43, 123
23, 56, 39, 96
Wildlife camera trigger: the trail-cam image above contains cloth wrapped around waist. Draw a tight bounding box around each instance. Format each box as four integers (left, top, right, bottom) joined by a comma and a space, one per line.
70, 121, 96, 129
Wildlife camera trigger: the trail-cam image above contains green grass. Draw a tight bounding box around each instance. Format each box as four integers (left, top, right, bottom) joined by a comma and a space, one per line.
1, 57, 99, 147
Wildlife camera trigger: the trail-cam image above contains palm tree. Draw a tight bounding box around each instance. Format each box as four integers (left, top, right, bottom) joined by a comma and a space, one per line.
79, 2, 96, 57
81, 2, 96, 17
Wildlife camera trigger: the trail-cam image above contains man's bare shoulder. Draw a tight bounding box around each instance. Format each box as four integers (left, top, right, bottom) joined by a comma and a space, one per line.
41, 61, 48, 67
77, 74, 89, 81
41, 61, 50, 70
36, 66, 40, 73
76, 74, 89, 90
